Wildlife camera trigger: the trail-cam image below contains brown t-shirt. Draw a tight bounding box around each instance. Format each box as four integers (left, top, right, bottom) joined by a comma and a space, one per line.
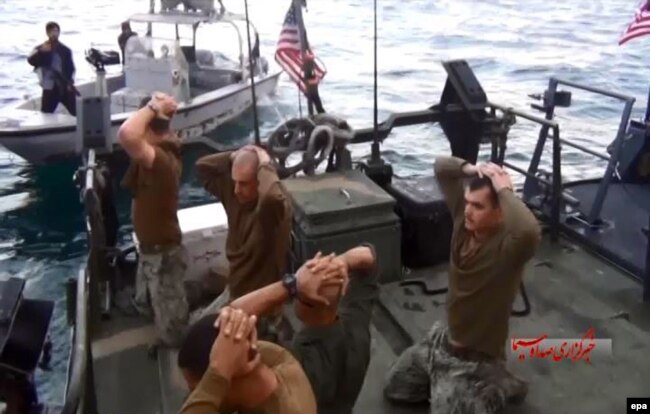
121, 136, 182, 248
434, 156, 541, 359
195, 152, 292, 299
179, 341, 317, 414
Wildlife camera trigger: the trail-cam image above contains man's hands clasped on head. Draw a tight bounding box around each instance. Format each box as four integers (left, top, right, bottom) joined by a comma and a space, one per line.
147, 92, 178, 119
462, 161, 514, 192
230, 144, 272, 166
212, 307, 260, 380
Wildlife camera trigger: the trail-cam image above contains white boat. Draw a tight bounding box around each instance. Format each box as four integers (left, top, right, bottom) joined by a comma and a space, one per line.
0, 2, 281, 164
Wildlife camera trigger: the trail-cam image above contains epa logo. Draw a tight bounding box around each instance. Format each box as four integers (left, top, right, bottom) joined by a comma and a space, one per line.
631, 403, 648, 411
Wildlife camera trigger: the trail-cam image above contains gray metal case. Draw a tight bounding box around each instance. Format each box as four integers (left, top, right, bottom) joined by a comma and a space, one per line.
281, 170, 402, 283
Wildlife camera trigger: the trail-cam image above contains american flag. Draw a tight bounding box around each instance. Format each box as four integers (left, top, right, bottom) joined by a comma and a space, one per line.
275, 1, 326, 93
619, 1, 650, 45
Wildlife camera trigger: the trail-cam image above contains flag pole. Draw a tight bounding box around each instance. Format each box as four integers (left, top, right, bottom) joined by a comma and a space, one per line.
292, 0, 314, 116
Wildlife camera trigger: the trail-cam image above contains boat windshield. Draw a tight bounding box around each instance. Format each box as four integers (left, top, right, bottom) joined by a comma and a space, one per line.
125, 35, 188, 62
194, 23, 241, 69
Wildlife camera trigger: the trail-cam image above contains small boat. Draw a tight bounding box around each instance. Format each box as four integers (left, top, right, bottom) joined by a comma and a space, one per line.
0, 0, 281, 164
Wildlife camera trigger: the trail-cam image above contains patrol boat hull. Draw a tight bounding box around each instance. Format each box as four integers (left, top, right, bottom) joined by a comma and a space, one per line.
0, 71, 280, 164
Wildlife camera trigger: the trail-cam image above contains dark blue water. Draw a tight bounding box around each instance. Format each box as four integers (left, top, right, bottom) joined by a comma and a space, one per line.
1, 0, 650, 405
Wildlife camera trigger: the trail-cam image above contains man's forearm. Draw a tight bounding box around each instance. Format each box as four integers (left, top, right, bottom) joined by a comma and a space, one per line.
228, 281, 289, 318
434, 156, 471, 178
257, 164, 283, 201
118, 106, 155, 145
498, 189, 541, 238
195, 152, 233, 182
434, 156, 472, 217
342, 246, 376, 272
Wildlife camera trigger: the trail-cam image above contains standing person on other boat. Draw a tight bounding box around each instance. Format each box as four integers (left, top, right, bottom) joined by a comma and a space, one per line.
178, 309, 317, 414
27, 21, 77, 116
118, 92, 190, 348
193, 145, 292, 341
117, 21, 138, 65
384, 157, 541, 413
221, 245, 378, 414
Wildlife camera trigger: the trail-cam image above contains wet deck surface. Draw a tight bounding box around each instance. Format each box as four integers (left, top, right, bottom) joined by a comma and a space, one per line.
90, 235, 650, 414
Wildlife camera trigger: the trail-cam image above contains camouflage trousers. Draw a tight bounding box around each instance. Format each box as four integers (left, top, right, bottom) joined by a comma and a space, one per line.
190, 288, 288, 343
134, 245, 190, 347
384, 322, 527, 414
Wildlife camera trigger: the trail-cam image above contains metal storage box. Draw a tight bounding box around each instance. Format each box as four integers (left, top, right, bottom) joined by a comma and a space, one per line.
281, 170, 402, 283
385, 175, 453, 268
133, 202, 229, 283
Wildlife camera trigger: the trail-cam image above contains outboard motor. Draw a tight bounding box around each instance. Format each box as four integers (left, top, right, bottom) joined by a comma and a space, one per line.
0, 278, 54, 413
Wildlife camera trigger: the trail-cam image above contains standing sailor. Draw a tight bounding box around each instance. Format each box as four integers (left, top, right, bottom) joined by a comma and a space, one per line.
118, 93, 190, 348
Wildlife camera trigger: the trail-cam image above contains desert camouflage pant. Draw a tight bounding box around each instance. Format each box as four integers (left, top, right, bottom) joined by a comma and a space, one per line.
191, 288, 287, 343
384, 322, 527, 414
134, 245, 190, 347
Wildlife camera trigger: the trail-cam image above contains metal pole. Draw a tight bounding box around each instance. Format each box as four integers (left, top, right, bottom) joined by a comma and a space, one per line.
644, 215, 650, 302
147, 0, 154, 36
551, 125, 562, 242
645, 86, 650, 123
587, 99, 634, 223
522, 78, 558, 199
293, 0, 313, 116
370, 0, 381, 164
243, 0, 260, 146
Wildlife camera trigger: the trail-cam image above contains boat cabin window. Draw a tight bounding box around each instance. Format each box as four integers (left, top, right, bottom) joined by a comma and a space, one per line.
123, 36, 190, 102
193, 23, 241, 71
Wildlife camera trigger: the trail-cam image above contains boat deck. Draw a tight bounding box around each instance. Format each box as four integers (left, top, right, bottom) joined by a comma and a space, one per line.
564, 181, 650, 277
90, 233, 650, 414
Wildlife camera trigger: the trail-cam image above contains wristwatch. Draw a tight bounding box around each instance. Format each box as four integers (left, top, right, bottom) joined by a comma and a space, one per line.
282, 273, 298, 298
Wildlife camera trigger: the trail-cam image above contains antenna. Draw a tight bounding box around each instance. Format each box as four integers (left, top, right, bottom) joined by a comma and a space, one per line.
243, 0, 261, 146
370, 0, 380, 163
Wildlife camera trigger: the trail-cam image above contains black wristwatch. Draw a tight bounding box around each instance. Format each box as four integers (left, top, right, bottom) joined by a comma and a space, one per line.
282, 273, 298, 299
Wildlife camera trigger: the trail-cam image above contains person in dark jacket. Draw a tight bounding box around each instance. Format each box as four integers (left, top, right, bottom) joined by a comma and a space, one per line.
117, 21, 138, 65
27, 21, 77, 116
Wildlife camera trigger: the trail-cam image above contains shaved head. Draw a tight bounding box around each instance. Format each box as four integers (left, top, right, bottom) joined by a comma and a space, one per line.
232, 150, 260, 204
233, 150, 259, 171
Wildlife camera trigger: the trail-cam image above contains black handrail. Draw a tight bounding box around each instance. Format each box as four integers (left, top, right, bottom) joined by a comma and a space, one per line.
487, 102, 563, 241
527, 78, 636, 224
62, 149, 101, 414
61, 269, 97, 414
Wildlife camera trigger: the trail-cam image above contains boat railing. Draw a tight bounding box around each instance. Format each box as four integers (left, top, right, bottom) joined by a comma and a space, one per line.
348, 99, 564, 241
62, 149, 103, 414
524, 77, 636, 225
486, 102, 563, 241
61, 268, 98, 414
